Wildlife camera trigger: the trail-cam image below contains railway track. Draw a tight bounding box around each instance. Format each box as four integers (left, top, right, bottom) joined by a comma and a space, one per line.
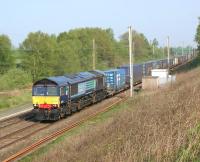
0, 113, 34, 129
2, 92, 128, 162
169, 59, 193, 71
0, 111, 52, 152
0, 122, 51, 150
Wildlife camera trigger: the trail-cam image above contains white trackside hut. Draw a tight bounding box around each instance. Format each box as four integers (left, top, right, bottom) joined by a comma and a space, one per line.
151, 69, 176, 86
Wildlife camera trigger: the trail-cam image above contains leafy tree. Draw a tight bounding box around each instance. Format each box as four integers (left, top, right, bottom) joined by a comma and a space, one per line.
54, 40, 81, 75
120, 30, 152, 62
20, 31, 57, 81
0, 68, 31, 90
152, 38, 159, 47
151, 38, 163, 57
195, 17, 200, 53
0, 35, 14, 74
19, 27, 165, 82
58, 28, 118, 70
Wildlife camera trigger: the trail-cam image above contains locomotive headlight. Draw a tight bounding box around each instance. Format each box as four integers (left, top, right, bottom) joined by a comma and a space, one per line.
33, 104, 38, 109
53, 104, 58, 108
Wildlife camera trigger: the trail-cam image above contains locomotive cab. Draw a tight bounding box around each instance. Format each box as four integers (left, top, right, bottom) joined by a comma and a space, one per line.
32, 76, 69, 120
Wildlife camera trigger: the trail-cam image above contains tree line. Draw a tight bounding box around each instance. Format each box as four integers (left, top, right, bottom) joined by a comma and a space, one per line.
195, 17, 200, 53
0, 27, 170, 84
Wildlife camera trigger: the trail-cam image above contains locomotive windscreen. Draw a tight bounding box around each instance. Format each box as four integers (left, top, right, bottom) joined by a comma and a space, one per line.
33, 86, 58, 96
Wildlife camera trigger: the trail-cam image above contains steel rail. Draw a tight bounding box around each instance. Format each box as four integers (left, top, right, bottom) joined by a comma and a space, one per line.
0, 114, 34, 129
0, 123, 40, 141
3, 97, 127, 162
0, 123, 51, 150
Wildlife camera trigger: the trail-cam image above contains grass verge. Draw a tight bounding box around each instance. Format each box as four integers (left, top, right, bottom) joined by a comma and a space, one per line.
19, 62, 200, 162
19, 99, 129, 162
0, 89, 31, 111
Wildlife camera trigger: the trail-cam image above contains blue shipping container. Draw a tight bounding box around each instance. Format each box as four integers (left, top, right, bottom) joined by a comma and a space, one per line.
104, 69, 126, 91
118, 64, 143, 84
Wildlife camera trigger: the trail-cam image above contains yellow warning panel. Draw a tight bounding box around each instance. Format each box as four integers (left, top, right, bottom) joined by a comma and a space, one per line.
32, 96, 60, 105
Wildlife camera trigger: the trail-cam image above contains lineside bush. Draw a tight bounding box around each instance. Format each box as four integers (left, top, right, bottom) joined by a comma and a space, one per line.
0, 68, 32, 91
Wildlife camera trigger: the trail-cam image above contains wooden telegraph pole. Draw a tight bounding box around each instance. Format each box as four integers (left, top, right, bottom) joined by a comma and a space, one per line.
128, 26, 133, 97
167, 36, 170, 71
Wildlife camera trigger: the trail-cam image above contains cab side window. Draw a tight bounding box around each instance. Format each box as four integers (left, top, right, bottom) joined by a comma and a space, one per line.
61, 86, 68, 96
60, 87, 65, 96
65, 86, 68, 95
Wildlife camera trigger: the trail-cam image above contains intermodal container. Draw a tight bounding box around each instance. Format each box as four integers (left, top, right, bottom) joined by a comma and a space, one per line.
104, 69, 126, 91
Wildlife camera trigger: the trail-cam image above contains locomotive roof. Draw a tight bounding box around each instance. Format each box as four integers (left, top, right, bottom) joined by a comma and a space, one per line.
89, 70, 105, 77
47, 76, 70, 86
64, 71, 96, 84
33, 71, 99, 87
119, 63, 143, 67
104, 68, 118, 72
33, 76, 70, 86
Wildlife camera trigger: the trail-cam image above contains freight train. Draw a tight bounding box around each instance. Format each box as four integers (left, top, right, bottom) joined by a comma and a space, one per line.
32, 54, 195, 121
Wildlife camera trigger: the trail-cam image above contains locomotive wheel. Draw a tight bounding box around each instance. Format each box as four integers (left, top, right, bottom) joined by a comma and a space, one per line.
72, 106, 78, 113
66, 108, 72, 116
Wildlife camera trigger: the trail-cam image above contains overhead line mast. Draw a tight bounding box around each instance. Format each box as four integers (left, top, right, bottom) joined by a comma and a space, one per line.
128, 26, 133, 97
167, 36, 170, 71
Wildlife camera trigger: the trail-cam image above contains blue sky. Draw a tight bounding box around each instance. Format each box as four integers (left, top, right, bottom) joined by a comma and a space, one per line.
0, 0, 199, 47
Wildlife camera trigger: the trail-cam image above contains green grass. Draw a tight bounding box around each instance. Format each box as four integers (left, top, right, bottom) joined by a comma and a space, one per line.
19, 100, 130, 162
0, 68, 32, 110
0, 90, 31, 111
176, 123, 200, 162
0, 68, 32, 91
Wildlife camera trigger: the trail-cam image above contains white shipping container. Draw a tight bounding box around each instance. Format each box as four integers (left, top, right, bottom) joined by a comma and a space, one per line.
151, 69, 176, 87
151, 69, 168, 78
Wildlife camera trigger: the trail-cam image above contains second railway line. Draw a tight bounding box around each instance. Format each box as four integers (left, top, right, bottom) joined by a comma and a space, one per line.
0, 90, 129, 161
